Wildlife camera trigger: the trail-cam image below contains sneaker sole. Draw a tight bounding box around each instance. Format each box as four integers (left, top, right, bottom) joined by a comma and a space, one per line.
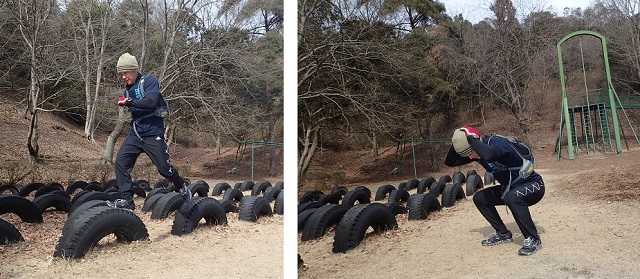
482, 238, 513, 246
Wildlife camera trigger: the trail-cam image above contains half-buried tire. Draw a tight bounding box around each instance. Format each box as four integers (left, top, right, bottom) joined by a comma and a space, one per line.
441, 183, 465, 208
151, 192, 185, 220
408, 193, 441, 220
417, 177, 436, 194
332, 203, 397, 253
220, 199, 240, 213
274, 191, 284, 215
388, 189, 410, 203
341, 188, 371, 208
0, 195, 43, 223
32, 193, 72, 213
298, 208, 318, 232
171, 197, 227, 236
53, 206, 148, 259
251, 181, 272, 196
69, 191, 114, 214
238, 196, 273, 222
301, 204, 347, 241
465, 174, 483, 196
0, 218, 23, 244
374, 184, 395, 201
142, 193, 166, 212
386, 202, 407, 216
212, 183, 231, 196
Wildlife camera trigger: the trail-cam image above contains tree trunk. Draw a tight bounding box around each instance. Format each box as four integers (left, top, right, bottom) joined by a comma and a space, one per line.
101, 107, 128, 165
298, 124, 319, 179
27, 109, 39, 163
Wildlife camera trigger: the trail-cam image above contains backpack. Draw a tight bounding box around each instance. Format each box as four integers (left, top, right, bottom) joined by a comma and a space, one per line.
487, 134, 535, 197
125, 75, 169, 121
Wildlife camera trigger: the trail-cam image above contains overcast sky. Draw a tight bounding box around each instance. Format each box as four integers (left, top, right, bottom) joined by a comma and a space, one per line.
443, 0, 593, 23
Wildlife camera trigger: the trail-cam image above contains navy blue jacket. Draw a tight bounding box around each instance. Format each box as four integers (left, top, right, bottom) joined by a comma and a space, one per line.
123, 74, 166, 138
444, 135, 541, 186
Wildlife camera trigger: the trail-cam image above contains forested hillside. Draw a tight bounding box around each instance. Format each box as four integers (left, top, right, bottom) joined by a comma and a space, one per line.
298, 0, 640, 186
0, 0, 283, 183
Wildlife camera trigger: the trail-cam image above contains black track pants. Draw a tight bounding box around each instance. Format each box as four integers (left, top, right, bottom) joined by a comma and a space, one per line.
472, 179, 545, 239
115, 135, 184, 198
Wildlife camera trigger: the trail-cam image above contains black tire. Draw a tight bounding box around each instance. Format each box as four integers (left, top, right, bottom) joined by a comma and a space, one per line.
142, 193, 166, 212
301, 204, 348, 241
239, 181, 255, 192
70, 189, 92, 205
405, 179, 419, 191
341, 188, 371, 208
263, 186, 281, 203
151, 192, 185, 220
353, 186, 371, 195
223, 188, 243, 202
133, 179, 151, 190
439, 175, 452, 184
251, 181, 272, 196
103, 179, 118, 191
47, 182, 65, 191
64, 200, 109, 234
131, 185, 147, 198
466, 170, 478, 179
298, 208, 318, 232
238, 196, 273, 222
212, 182, 231, 196
441, 183, 465, 208
374, 185, 395, 201
274, 191, 284, 215
0, 195, 43, 223
18, 182, 45, 197
0, 184, 19, 195
417, 177, 436, 194
32, 193, 72, 213
317, 192, 342, 205
484, 172, 495, 185
330, 185, 348, 196
154, 178, 172, 189
66, 180, 88, 195
49, 190, 71, 199
452, 171, 466, 184
220, 199, 240, 213
34, 185, 61, 198
298, 201, 323, 213
388, 189, 410, 203
429, 180, 446, 197
274, 181, 284, 191
332, 203, 397, 253
385, 202, 407, 216
171, 197, 227, 236
146, 188, 170, 200
188, 182, 209, 197
85, 182, 103, 192
465, 174, 483, 196
233, 182, 242, 190
397, 182, 407, 190
0, 218, 23, 244
407, 193, 441, 220
299, 190, 324, 204
69, 191, 114, 214
53, 207, 148, 259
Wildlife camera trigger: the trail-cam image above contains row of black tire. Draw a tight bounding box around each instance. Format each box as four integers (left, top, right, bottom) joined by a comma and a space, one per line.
297, 169, 493, 254
0, 179, 285, 259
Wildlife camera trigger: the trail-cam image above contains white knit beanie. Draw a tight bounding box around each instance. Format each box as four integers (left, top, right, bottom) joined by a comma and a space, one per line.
452, 129, 473, 156
116, 53, 138, 72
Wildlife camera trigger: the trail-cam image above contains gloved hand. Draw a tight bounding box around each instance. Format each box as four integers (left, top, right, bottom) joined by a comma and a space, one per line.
117, 96, 131, 107
459, 126, 481, 142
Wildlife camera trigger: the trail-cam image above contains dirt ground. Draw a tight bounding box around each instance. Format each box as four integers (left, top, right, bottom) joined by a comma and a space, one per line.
298, 148, 640, 278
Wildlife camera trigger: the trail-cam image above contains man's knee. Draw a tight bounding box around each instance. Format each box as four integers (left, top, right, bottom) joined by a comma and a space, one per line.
473, 190, 486, 206
502, 191, 524, 206
157, 165, 178, 178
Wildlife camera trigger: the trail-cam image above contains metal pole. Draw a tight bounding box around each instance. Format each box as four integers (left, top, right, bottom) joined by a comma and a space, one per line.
251, 141, 255, 181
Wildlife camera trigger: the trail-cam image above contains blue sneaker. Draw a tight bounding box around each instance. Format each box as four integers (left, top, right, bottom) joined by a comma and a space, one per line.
518, 237, 542, 256
481, 231, 513, 246
179, 184, 193, 202
106, 199, 135, 210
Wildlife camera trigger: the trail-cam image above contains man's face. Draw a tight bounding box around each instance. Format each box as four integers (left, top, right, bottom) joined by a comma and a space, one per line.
119, 70, 138, 86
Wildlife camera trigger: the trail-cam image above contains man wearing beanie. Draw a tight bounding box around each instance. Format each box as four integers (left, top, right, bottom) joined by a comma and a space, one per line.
444, 126, 545, 256
108, 53, 192, 210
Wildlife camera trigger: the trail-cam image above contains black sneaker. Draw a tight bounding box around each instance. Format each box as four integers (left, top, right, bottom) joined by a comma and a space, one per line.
481, 231, 513, 246
518, 237, 542, 256
179, 185, 193, 202
106, 199, 135, 210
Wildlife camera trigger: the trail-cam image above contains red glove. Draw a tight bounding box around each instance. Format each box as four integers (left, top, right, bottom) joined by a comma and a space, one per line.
117, 96, 131, 106
459, 126, 481, 140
